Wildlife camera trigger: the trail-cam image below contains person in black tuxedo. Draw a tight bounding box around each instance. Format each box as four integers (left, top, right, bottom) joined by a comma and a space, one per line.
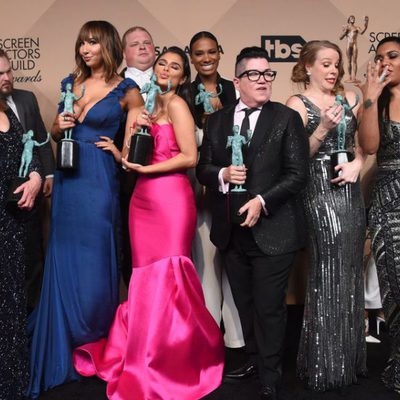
196, 46, 309, 400
0, 49, 55, 311
117, 26, 156, 288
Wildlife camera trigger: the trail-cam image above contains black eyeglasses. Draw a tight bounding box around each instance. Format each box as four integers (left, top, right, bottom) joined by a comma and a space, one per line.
237, 69, 277, 82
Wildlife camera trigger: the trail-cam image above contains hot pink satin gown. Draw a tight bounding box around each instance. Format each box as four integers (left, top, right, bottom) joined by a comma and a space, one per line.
73, 123, 224, 400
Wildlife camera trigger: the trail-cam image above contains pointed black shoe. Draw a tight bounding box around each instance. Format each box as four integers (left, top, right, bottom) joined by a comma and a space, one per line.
223, 361, 257, 382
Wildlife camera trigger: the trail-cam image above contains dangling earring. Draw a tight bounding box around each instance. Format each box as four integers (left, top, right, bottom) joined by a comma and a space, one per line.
306, 71, 311, 76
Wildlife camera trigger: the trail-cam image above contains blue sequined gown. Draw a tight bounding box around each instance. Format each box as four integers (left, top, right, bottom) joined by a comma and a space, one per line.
295, 95, 367, 390
27, 76, 138, 398
369, 119, 400, 393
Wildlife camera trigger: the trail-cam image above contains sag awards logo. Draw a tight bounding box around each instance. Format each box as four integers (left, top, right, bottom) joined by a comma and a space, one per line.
261, 36, 306, 62
0, 36, 42, 83
368, 31, 400, 52
154, 45, 225, 56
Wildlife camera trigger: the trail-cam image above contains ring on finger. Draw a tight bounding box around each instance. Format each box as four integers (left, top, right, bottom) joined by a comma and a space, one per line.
63, 115, 68, 122
333, 111, 339, 117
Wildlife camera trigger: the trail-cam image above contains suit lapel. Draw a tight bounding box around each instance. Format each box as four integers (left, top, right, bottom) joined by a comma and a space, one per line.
246, 102, 275, 168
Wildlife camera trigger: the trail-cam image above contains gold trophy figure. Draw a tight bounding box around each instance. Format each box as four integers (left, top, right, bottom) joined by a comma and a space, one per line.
339, 15, 369, 83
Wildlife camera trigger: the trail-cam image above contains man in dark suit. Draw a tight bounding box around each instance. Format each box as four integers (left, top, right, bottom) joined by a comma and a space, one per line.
197, 47, 309, 399
118, 26, 156, 287
0, 49, 55, 310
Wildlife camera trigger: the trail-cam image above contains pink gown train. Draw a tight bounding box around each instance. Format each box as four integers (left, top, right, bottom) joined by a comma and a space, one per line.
73, 123, 224, 400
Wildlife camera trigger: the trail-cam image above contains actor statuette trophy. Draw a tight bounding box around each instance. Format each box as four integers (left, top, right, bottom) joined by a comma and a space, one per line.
127, 74, 170, 166
226, 125, 251, 224
57, 83, 85, 170
7, 130, 50, 202
331, 94, 359, 180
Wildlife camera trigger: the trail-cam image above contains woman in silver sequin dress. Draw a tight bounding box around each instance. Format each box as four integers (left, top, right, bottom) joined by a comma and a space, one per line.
359, 36, 400, 394
0, 93, 42, 397
286, 40, 367, 390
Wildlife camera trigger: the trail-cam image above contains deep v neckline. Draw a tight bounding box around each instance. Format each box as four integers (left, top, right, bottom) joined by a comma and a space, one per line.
77, 80, 124, 124
0, 109, 16, 134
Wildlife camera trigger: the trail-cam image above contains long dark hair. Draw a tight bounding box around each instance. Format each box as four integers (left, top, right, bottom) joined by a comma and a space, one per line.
73, 20, 123, 84
154, 46, 194, 117
376, 36, 400, 123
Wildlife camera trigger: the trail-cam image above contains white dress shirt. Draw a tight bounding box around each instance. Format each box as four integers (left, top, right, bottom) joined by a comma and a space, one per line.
6, 95, 21, 121
124, 67, 153, 100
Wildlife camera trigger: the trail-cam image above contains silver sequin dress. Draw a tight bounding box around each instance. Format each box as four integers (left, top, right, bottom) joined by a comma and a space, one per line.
295, 95, 367, 390
369, 119, 400, 393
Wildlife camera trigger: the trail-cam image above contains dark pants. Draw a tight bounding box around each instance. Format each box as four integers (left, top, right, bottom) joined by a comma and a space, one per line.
25, 194, 44, 311
120, 172, 138, 288
222, 226, 295, 386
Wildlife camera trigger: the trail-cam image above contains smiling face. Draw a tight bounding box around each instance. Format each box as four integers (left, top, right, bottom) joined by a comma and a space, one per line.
79, 34, 103, 69
233, 57, 272, 107
0, 56, 13, 97
307, 47, 340, 93
375, 41, 400, 86
154, 51, 186, 90
124, 29, 155, 71
190, 37, 220, 78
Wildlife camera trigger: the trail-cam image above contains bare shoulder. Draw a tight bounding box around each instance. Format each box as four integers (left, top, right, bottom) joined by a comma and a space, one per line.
286, 95, 307, 114
286, 95, 308, 125
111, 75, 123, 86
344, 90, 358, 106
167, 94, 188, 111
167, 95, 191, 118
286, 95, 304, 108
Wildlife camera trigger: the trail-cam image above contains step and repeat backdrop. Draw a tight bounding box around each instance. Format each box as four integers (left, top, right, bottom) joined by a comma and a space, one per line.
1, 0, 399, 301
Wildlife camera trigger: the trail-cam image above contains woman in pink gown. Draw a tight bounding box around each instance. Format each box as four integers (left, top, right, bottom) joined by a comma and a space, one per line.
73, 46, 224, 400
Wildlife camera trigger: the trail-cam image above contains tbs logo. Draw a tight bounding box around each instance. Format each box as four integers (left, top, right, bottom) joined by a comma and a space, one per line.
261, 36, 306, 62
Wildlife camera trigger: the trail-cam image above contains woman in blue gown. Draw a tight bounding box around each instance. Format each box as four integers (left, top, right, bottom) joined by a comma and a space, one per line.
28, 20, 143, 398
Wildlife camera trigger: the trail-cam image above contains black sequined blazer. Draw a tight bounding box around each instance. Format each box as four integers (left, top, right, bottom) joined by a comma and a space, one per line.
196, 100, 309, 255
